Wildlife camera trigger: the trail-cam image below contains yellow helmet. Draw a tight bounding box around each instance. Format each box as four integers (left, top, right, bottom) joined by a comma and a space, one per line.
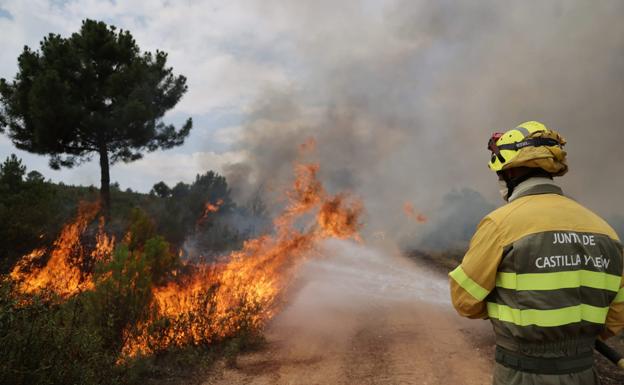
487, 121, 568, 176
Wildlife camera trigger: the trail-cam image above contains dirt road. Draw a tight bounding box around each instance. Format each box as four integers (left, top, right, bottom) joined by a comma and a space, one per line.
203, 242, 496, 385
204, 302, 494, 385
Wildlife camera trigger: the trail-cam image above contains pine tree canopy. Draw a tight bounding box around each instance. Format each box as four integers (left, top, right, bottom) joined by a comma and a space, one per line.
0, 19, 193, 212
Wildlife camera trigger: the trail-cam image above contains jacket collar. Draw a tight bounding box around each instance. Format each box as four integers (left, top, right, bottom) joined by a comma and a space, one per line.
508, 177, 563, 202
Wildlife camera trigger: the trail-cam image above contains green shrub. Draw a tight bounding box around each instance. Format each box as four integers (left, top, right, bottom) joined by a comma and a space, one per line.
85, 244, 154, 354
0, 280, 115, 385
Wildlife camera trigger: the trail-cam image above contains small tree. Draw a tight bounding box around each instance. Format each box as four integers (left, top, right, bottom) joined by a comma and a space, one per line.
0, 19, 192, 215
0, 154, 26, 191
150, 181, 171, 198
26, 170, 45, 183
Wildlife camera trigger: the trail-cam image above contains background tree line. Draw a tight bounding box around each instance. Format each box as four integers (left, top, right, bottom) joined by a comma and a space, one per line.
0, 153, 265, 273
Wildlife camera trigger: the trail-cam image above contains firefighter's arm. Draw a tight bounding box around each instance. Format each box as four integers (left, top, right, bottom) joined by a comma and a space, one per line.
602, 263, 624, 339
449, 216, 504, 319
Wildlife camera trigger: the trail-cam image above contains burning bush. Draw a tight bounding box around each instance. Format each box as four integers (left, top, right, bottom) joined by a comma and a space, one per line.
120, 163, 363, 358
86, 244, 158, 354
1, 159, 363, 384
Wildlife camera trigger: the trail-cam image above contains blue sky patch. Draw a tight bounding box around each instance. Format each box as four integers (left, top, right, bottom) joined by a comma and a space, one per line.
0, 7, 13, 20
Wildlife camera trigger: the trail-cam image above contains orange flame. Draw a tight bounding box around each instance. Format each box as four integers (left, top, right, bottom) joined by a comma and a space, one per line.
299, 137, 316, 154
121, 161, 363, 358
196, 199, 225, 227
10, 151, 363, 361
403, 202, 428, 223
205, 199, 224, 213
10, 201, 114, 298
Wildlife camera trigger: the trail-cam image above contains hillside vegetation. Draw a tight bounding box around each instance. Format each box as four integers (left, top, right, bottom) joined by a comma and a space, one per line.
0, 154, 267, 385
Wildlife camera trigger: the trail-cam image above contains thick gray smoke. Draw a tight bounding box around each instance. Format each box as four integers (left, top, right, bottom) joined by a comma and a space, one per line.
226, 1, 624, 247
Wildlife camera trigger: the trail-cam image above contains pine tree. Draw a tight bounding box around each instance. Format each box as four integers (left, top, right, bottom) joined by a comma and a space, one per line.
0, 19, 192, 215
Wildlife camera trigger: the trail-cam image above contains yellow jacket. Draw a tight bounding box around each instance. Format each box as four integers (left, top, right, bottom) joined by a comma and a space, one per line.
450, 182, 624, 345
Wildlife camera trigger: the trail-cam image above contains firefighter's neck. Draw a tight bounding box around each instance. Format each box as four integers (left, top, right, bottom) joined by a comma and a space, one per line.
508, 176, 558, 202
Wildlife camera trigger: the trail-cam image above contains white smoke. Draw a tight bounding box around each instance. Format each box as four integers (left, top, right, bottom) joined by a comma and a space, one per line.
224, 0, 624, 248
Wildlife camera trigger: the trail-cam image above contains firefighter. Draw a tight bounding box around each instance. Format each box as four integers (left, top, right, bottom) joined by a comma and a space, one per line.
449, 121, 624, 385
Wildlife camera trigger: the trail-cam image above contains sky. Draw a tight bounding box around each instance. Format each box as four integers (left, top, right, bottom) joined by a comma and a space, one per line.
0, 0, 288, 190
1, 0, 624, 243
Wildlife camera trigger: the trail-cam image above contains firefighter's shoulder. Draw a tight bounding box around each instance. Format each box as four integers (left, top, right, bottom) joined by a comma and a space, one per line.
484, 193, 620, 243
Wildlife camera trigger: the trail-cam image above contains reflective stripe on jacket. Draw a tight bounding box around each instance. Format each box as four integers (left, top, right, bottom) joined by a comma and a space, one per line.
449, 183, 624, 346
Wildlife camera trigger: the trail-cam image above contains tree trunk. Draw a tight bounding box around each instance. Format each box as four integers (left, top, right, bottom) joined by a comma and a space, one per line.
98, 146, 111, 218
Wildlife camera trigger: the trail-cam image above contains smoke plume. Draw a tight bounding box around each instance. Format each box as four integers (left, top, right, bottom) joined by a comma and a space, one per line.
225, 1, 624, 246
